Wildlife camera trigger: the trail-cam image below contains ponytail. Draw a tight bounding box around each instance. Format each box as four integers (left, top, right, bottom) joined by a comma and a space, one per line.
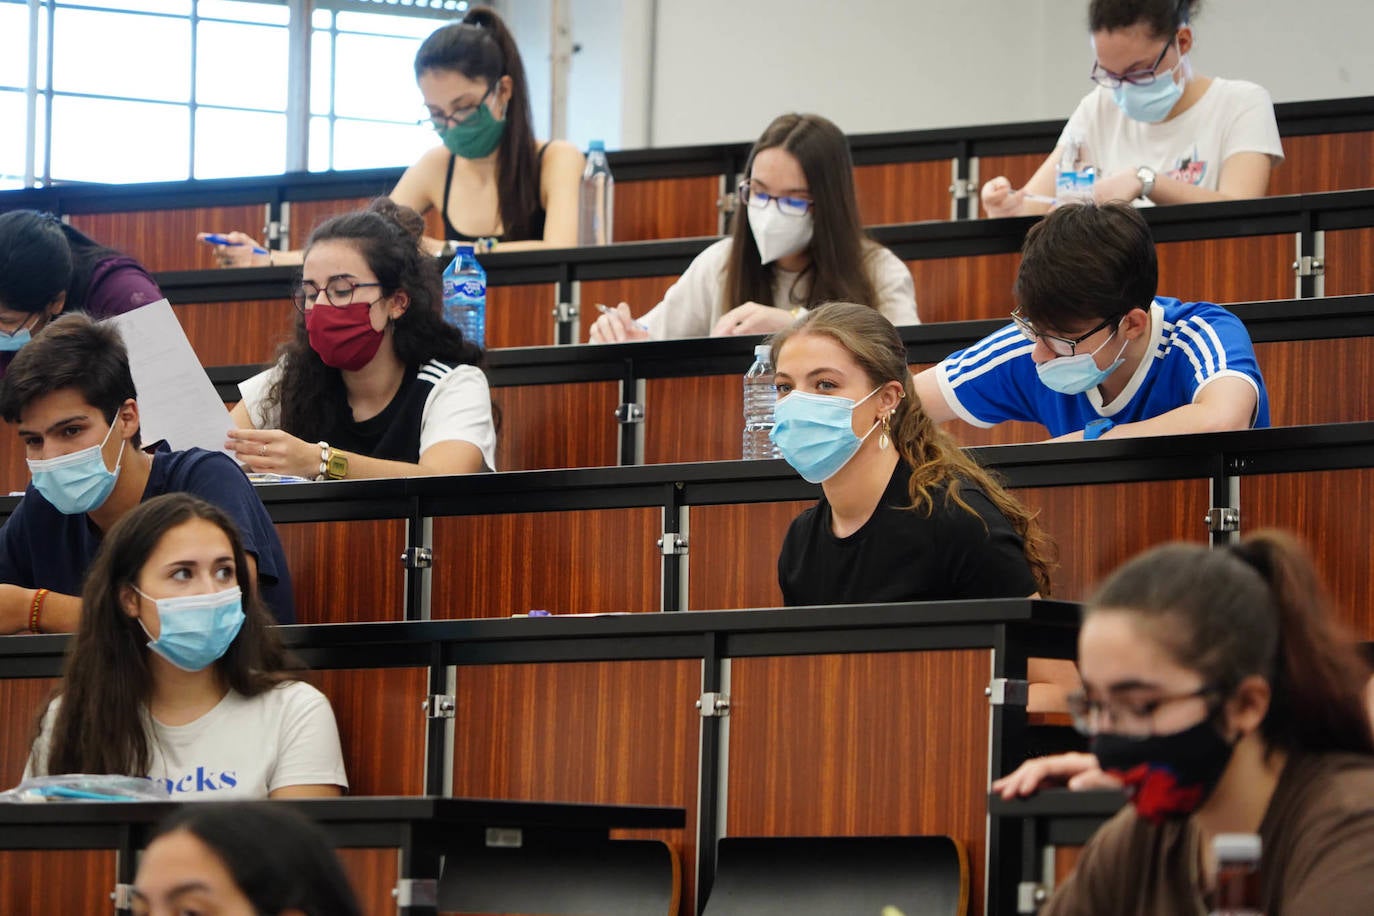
1229, 532, 1374, 755
414, 7, 541, 241
1090, 532, 1374, 757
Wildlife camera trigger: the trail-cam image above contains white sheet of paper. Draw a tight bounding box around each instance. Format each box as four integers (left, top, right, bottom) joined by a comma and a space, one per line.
107, 299, 234, 456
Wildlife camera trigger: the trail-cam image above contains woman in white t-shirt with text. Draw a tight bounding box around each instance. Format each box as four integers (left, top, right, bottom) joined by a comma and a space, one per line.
589, 112, 919, 342
25, 493, 348, 799
982, 0, 1283, 216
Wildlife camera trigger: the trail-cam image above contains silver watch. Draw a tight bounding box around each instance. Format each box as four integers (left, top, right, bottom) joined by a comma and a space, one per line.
1135, 166, 1157, 200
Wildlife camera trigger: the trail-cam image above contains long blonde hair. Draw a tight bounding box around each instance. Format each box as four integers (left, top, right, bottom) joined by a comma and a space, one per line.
770, 302, 1055, 594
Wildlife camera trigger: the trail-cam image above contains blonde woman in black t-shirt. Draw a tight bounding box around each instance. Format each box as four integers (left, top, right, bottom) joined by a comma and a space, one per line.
770, 303, 1073, 707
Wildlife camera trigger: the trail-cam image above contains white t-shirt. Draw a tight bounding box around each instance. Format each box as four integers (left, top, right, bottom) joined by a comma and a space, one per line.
639, 238, 920, 339
239, 360, 497, 472
25, 681, 349, 799
1059, 77, 1284, 203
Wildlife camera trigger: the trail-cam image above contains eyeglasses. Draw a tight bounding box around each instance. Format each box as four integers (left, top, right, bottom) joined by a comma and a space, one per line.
0, 311, 39, 337
291, 278, 384, 313
1090, 36, 1175, 88
1066, 683, 1219, 738
1011, 309, 1120, 358
421, 81, 499, 131
737, 181, 815, 218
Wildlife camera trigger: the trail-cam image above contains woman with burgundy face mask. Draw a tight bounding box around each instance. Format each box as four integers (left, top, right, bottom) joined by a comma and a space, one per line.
227, 198, 495, 480
981, 0, 1283, 216
588, 113, 918, 343
1018, 532, 1374, 915
24, 493, 347, 800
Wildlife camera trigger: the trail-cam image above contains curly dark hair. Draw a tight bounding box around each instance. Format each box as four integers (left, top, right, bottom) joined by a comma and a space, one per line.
264, 198, 482, 444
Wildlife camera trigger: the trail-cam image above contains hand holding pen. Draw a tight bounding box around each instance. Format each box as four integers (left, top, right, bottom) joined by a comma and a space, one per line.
197, 231, 272, 268
589, 303, 651, 344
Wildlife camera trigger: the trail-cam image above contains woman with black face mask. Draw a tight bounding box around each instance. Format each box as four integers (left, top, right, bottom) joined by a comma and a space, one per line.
1006, 531, 1374, 915
205, 6, 584, 266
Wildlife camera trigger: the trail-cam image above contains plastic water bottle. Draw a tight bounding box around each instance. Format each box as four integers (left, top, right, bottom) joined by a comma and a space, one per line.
1209, 834, 1263, 916
578, 140, 614, 246
1055, 134, 1096, 204
442, 244, 486, 348
743, 344, 780, 460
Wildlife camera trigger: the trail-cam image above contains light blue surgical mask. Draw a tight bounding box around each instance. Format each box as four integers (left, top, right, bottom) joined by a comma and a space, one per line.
1035, 324, 1129, 395
770, 388, 881, 484
27, 420, 126, 515
136, 585, 245, 672
1112, 60, 1186, 123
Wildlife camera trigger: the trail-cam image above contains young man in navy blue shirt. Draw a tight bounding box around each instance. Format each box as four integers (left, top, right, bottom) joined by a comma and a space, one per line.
914, 201, 1268, 441
0, 315, 294, 632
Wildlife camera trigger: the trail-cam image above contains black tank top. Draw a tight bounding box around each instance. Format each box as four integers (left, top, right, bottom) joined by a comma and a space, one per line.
441, 143, 549, 242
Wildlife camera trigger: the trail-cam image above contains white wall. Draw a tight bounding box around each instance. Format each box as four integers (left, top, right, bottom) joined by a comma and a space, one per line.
643, 0, 1374, 147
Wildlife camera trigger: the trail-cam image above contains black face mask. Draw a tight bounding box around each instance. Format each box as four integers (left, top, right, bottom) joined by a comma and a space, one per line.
1091, 718, 1236, 823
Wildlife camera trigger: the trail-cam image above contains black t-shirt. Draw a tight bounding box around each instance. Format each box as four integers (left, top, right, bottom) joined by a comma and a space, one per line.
777, 462, 1038, 606
321, 362, 431, 462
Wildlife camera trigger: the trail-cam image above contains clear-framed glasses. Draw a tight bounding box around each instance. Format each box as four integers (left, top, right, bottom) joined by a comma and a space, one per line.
1066, 683, 1219, 738
737, 181, 815, 217
1011, 309, 1119, 358
291, 278, 383, 313
421, 81, 499, 131
1090, 36, 1175, 88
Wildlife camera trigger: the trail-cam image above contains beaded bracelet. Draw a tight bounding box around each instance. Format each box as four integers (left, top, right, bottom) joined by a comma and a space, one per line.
28, 588, 49, 634
316, 441, 330, 481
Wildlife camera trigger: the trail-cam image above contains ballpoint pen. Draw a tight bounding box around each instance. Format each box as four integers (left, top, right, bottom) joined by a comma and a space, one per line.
200, 233, 270, 256
595, 303, 649, 331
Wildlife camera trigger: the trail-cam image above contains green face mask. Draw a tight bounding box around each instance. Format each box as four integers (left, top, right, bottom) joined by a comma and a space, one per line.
438, 104, 507, 160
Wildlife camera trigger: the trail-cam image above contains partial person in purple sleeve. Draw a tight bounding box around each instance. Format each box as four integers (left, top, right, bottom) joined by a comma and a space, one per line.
0, 209, 162, 376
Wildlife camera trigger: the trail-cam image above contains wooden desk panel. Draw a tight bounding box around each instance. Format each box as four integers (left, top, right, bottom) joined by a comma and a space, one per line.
304, 668, 428, 796
487, 282, 557, 349
727, 650, 991, 916
907, 252, 1020, 323
687, 502, 807, 611
617, 176, 723, 242
336, 848, 397, 916
493, 381, 619, 471
0, 676, 55, 788
579, 274, 678, 343
1324, 228, 1374, 296
854, 160, 956, 225
276, 519, 406, 625
0, 429, 26, 497
1270, 132, 1374, 196
430, 507, 661, 618
1243, 469, 1374, 640
974, 153, 1053, 214
0, 850, 114, 915
451, 659, 700, 911
70, 205, 266, 273
1019, 480, 1211, 601
1156, 234, 1292, 304
645, 374, 740, 464
1257, 337, 1374, 427
286, 197, 370, 249
171, 298, 294, 367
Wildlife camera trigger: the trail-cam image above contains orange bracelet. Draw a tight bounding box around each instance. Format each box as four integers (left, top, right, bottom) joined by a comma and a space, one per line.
28, 588, 48, 634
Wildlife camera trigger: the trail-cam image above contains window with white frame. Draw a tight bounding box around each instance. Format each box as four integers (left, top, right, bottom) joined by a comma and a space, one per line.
0, 0, 468, 189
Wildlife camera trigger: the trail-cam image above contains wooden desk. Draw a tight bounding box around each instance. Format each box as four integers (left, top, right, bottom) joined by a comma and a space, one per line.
0, 795, 684, 916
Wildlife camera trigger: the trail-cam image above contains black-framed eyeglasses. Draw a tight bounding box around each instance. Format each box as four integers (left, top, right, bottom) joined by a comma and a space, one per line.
421, 80, 499, 132
291, 278, 384, 313
1011, 309, 1119, 357
737, 181, 815, 218
1090, 36, 1175, 88
1067, 683, 1220, 738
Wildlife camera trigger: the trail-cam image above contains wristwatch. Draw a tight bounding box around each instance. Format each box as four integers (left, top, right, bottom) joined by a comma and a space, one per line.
1135, 166, 1157, 200
316, 441, 349, 480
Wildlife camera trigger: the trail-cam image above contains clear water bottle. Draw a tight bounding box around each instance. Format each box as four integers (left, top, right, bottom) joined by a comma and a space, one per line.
1209, 834, 1263, 916
1055, 134, 1096, 204
578, 139, 614, 246
442, 243, 486, 348
743, 344, 780, 460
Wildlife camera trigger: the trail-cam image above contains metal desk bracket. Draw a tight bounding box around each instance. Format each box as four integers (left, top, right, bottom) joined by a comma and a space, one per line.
1204, 507, 1240, 533
401, 546, 433, 569
986, 678, 1029, 707
393, 878, 438, 907
696, 691, 730, 717
615, 403, 645, 424
658, 532, 688, 556
423, 694, 455, 719
112, 884, 134, 909
1017, 880, 1047, 913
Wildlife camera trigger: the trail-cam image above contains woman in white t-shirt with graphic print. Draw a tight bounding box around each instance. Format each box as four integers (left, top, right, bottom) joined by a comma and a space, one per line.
983, 0, 1283, 216
25, 493, 347, 799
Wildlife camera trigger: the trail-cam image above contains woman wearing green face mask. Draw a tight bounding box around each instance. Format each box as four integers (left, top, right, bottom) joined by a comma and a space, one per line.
206, 6, 583, 268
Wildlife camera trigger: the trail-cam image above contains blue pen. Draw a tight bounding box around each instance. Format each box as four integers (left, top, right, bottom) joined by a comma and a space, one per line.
39, 785, 137, 801
201, 233, 270, 256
